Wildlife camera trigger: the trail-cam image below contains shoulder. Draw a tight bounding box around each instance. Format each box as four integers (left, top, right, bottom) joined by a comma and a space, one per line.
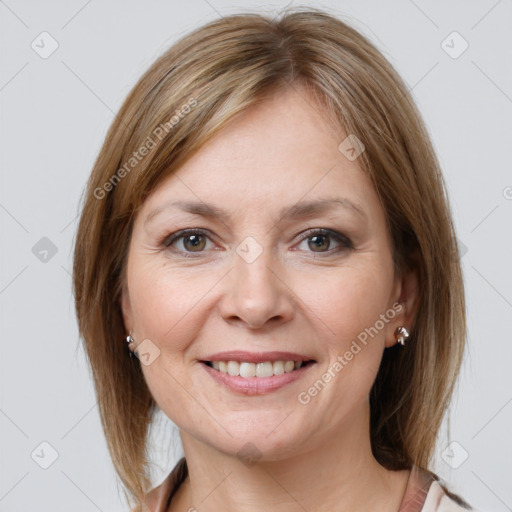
423, 480, 483, 512
128, 475, 173, 512
132, 458, 188, 512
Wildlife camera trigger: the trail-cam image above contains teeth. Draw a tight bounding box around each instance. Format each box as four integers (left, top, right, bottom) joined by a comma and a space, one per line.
227, 361, 239, 376
240, 362, 256, 377
210, 360, 306, 377
256, 362, 273, 378
273, 361, 284, 375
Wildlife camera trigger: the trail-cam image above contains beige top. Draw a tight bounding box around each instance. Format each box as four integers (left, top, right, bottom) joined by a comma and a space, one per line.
140, 457, 474, 512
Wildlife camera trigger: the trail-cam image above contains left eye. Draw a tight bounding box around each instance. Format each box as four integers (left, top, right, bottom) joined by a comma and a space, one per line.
295, 228, 352, 254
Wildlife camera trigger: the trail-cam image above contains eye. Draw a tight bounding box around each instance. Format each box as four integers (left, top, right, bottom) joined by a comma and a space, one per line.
161, 228, 215, 258
160, 227, 353, 259
294, 228, 353, 255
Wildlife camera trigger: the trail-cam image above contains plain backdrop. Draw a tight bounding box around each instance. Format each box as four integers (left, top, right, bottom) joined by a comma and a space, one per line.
1, 1, 511, 511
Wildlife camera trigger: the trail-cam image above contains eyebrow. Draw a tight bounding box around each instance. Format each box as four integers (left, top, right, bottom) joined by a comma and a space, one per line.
144, 197, 367, 227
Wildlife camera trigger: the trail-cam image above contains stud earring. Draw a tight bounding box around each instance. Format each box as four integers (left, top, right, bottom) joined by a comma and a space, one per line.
394, 326, 410, 346
126, 332, 135, 358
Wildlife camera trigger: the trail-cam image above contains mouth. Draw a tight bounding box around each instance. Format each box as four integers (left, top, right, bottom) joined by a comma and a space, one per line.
202, 359, 315, 377
199, 351, 317, 395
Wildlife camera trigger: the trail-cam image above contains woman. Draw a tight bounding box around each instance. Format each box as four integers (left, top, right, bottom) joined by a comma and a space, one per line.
73, 8, 477, 512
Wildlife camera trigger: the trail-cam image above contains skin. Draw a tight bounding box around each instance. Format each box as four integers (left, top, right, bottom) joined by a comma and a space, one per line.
121, 84, 419, 512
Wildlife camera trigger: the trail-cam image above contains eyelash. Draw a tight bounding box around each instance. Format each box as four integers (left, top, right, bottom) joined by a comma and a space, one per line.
160, 228, 353, 259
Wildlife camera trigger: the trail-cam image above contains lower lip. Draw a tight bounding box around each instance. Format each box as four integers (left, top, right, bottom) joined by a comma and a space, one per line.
201, 362, 315, 395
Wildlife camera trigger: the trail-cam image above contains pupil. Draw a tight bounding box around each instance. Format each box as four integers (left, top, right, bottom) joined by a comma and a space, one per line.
186, 235, 204, 250
310, 235, 328, 251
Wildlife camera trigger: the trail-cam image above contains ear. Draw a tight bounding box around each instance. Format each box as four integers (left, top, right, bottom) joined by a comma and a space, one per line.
120, 283, 134, 334
385, 249, 421, 348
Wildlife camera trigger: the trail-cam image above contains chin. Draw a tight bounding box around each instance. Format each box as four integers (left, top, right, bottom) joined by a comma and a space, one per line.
202, 421, 310, 463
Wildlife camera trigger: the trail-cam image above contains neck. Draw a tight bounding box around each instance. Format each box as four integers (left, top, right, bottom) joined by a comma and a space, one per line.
170, 404, 410, 512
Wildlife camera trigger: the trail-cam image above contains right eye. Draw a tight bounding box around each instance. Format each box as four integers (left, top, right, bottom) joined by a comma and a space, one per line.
161, 228, 216, 258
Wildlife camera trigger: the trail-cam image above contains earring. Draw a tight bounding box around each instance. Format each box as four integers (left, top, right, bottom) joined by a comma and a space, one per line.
126, 333, 135, 358
394, 326, 410, 346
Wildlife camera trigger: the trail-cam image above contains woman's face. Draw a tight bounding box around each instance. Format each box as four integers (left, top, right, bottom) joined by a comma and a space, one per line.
121, 86, 415, 460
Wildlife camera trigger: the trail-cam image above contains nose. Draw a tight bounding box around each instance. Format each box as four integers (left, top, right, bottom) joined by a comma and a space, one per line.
219, 241, 295, 330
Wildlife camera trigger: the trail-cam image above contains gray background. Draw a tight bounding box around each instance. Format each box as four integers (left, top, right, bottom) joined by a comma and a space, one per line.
1, 1, 511, 511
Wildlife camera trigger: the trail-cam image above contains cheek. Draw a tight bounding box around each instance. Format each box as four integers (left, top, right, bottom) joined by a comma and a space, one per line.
305, 264, 393, 344
128, 258, 219, 350
297, 260, 394, 404
127, 260, 211, 416
293, 266, 393, 424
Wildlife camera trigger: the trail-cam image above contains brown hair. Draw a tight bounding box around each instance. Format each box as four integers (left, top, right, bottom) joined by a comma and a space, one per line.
72, 7, 467, 510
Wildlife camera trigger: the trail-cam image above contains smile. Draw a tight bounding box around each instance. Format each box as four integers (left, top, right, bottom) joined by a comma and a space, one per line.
199, 350, 317, 394
204, 360, 315, 378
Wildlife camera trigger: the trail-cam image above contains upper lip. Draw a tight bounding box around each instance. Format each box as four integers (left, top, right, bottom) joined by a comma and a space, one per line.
201, 351, 315, 363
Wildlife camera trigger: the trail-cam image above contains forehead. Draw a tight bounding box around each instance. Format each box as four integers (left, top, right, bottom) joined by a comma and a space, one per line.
138, 86, 381, 224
